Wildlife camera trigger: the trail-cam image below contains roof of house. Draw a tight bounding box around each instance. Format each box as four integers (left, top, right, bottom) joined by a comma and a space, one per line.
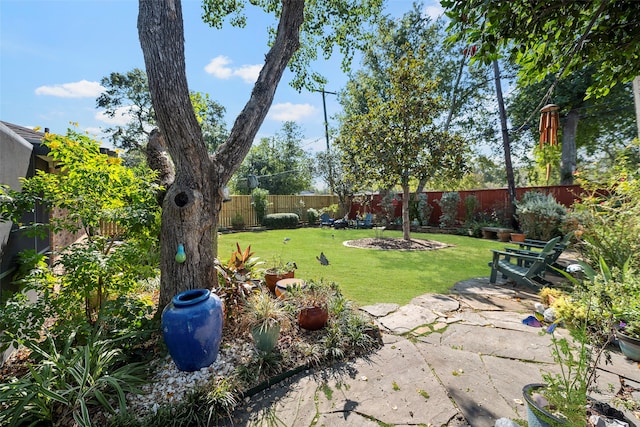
0, 121, 46, 145
0, 121, 118, 157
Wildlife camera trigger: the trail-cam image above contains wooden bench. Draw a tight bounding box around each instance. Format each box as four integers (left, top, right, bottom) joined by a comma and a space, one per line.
489, 236, 561, 288
481, 226, 513, 241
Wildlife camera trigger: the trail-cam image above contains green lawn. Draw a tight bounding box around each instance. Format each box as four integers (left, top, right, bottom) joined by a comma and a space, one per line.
218, 228, 514, 306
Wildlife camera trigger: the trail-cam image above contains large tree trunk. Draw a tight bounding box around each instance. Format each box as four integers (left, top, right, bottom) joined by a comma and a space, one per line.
401, 183, 411, 241
560, 109, 579, 185
138, 0, 304, 309
493, 60, 517, 229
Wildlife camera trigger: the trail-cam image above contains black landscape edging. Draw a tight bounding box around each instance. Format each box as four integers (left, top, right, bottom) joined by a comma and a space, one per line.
239, 363, 310, 399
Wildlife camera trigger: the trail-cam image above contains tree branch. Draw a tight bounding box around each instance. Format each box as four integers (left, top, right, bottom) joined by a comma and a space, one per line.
215, 0, 305, 184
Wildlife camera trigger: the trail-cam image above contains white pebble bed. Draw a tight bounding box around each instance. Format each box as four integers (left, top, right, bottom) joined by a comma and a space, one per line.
125, 341, 255, 418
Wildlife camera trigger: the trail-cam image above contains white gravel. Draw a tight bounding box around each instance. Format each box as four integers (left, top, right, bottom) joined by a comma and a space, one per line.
125, 340, 255, 418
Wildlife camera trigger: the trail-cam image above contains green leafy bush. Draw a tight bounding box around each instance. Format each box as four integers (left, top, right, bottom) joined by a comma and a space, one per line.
409, 193, 433, 226
251, 188, 270, 224
436, 192, 460, 228
306, 207, 319, 225
0, 129, 159, 350
378, 190, 400, 226
231, 213, 245, 230
515, 191, 566, 240
262, 213, 299, 229
570, 143, 640, 270
0, 328, 148, 427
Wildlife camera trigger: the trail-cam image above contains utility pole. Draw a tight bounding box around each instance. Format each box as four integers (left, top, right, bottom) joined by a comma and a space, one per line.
318, 88, 337, 152
313, 88, 337, 193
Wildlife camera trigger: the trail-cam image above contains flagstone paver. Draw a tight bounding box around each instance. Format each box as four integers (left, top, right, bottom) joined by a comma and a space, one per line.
227, 278, 640, 427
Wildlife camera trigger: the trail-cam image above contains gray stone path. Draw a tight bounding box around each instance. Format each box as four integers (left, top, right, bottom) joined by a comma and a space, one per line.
229, 277, 640, 426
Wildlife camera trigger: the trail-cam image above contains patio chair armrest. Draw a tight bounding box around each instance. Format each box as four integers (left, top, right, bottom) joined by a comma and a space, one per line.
491, 250, 545, 263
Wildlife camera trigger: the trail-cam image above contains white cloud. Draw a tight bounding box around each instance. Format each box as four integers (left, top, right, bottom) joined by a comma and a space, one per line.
204, 55, 262, 84
95, 106, 134, 126
267, 103, 317, 122
423, 4, 444, 20
234, 64, 263, 83
35, 80, 104, 98
204, 56, 234, 79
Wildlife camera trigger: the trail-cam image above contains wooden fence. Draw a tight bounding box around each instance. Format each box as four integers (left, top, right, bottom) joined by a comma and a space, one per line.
219, 186, 583, 229
349, 185, 583, 226
219, 195, 340, 228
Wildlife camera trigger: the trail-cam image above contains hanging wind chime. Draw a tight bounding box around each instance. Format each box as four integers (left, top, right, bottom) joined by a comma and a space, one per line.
539, 104, 560, 182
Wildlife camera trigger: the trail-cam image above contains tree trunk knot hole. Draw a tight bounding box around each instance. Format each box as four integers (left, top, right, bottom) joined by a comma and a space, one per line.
174, 192, 190, 207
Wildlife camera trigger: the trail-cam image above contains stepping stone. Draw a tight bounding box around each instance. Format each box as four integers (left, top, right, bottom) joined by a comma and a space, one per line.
410, 294, 460, 313
378, 304, 438, 334
360, 303, 399, 318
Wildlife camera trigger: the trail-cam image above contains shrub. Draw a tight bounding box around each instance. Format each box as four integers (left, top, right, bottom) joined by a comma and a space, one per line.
306, 208, 319, 225
231, 213, 245, 230
570, 144, 639, 270
515, 191, 565, 240
320, 204, 339, 217
0, 328, 149, 427
378, 190, 399, 226
463, 194, 480, 223
409, 193, 433, 226
0, 129, 159, 349
437, 192, 460, 228
251, 188, 270, 224
262, 213, 299, 229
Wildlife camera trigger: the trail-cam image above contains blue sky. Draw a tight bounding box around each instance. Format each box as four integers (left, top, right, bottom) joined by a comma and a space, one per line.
1, 0, 444, 153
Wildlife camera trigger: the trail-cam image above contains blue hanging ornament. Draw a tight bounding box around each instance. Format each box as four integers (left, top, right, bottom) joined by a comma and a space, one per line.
175, 244, 186, 263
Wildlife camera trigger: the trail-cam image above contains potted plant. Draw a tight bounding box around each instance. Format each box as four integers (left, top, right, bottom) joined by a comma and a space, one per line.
290, 280, 335, 331
240, 290, 291, 352
522, 259, 639, 425
616, 319, 640, 362
263, 257, 297, 293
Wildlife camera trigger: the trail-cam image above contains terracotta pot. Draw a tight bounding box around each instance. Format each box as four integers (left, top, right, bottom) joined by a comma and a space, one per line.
264, 270, 294, 293
511, 233, 526, 242
617, 329, 640, 362
298, 305, 328, 331
275, 278, 306, 299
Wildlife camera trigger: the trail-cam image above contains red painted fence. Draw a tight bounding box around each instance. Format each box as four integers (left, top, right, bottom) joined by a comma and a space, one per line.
349, 185, 583, 226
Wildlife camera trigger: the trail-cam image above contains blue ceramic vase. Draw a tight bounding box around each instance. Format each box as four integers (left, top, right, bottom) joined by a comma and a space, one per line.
161, 288, 223, 372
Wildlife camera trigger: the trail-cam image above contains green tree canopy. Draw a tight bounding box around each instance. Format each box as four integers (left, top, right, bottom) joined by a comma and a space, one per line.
314, 147, 354, 214
442, 0, 640, 98
138, 0, 385, 308
232, 121, 312, 194
508, 67, 636, 184
337, 45, 468, 239
97, 68, 228, 153
202, 0, 384, 91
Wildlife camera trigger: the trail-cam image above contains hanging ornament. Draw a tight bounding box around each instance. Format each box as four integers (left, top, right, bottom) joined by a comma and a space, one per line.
539, 104, 560, 181
175, 244, 186, 263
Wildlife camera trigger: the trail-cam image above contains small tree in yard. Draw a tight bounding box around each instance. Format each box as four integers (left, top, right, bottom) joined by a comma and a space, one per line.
137, 0, 384, 309
337, 46, 468, 240
0, 128, 160, 348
